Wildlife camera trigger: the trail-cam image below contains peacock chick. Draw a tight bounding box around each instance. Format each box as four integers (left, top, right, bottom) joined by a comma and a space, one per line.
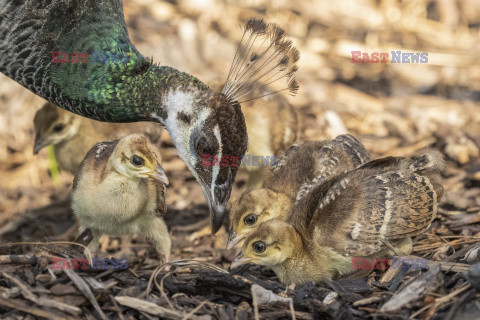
33, 102, 162, 175
239, 91, 301, 186
72, 134, 171, 261
227, 134, 371, 248
232, 152, 445, 285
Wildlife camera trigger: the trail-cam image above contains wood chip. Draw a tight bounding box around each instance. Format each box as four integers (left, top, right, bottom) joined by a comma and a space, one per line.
380, 265, 444, 312
251, 283, 292, 305
115, 296, 204, 320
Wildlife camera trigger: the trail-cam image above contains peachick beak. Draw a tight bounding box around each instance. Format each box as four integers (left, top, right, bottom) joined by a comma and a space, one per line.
227, 232, 246, 250
231, 252, 251, 269
33, 136, 48, 155
151, 164, 169, 186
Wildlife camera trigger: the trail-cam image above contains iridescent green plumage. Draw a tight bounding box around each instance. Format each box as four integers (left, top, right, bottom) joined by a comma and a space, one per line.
0, 0, 209, 122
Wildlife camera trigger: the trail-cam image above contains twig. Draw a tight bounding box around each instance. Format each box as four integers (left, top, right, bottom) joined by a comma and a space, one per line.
115, 296, 204, 320
402, 255, 470, 273
0, 296, 74, 320
2, 272, 82, 315
0, 286, 21, 299
145, 258, 229, 298
408, 283, 472, 319
252, 284, 260, 320
159, 269, 176, 310
289, 300, 297, 320
109, 294, 125, 320
0, 253, 37, 264
181, 300, 207, 320
353, 296, 384, 307
2, 272, 37, 301
0, 240, 89, 251
64, 269, 108, 320
0, 241, 91, 262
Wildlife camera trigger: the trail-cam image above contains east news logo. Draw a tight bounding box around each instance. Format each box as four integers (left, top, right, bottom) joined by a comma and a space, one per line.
351, 257, 429, 270
351, 51, 428, 63
51, 51, 133, 64
51, 257, 128, 270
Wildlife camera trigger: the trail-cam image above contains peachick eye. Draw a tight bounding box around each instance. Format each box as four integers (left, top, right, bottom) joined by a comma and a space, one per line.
252, 241, 265, 253
244, 214, 257, 226
53, 124, 64, 132
131, 155, 144, 166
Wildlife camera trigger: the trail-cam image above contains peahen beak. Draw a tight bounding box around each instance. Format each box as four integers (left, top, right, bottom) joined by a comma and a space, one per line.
199, 182, 228, 235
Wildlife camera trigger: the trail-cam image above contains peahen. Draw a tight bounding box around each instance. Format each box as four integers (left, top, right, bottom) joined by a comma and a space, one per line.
0, 0, 299, 233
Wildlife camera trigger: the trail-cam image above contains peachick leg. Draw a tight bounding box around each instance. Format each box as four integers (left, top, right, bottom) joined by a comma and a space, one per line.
141, 218, 171, 263
85, 229, 102, 256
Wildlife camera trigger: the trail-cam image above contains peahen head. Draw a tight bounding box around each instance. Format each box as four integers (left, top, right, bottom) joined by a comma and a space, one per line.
161, 89, 248, 234
158, 19, 298, 234
156, 18, 299, 234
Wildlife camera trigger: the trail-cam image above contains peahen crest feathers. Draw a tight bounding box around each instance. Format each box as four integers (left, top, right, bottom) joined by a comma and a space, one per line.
222, 18, 299, 104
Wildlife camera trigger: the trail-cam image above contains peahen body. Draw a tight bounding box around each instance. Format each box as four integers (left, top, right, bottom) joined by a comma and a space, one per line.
0, 1, 298, 232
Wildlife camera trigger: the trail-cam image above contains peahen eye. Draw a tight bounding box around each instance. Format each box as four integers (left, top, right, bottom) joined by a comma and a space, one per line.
53, 124, 64, 132
131, 155, 144, 167
252, 241, 266, 253
196, 137, 212, 156
243, 214, 257, 226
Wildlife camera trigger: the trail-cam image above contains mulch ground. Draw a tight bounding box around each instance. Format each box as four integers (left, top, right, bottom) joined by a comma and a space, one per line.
1, 0, 479, 319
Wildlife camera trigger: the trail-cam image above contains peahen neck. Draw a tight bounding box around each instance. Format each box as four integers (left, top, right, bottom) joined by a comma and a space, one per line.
48, 35, 211, 123
0, 0, 212, 124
